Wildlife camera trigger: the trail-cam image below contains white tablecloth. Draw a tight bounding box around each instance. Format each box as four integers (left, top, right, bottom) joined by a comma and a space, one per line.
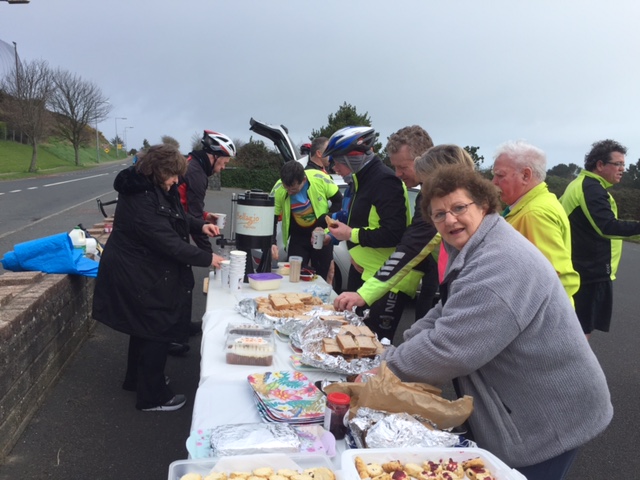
191, 273, 344, 434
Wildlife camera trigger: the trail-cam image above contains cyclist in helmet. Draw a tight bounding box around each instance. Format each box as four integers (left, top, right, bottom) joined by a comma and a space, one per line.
334, 125, 440, 322
300, 143, 312, 156
179, 130, 236, 252
174, 130, 235, 353
324, 126, 414, 341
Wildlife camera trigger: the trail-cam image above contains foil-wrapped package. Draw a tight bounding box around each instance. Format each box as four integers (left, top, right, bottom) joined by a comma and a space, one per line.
348, 407, 461, 449
294, 318, 383, 376
210, 423, 301, 456
236, 298, 327, 337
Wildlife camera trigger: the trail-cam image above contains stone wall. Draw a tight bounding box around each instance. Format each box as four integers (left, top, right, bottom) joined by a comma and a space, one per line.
0, 269, 97, 459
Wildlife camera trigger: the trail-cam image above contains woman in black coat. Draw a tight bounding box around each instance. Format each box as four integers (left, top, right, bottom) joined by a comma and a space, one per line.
92, 144, 220, 411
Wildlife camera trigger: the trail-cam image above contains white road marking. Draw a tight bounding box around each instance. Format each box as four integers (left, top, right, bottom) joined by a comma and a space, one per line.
28, 187, 38, 190
43, 173, 109, 187
10, 190, 21, 193
0, 190, 115, 240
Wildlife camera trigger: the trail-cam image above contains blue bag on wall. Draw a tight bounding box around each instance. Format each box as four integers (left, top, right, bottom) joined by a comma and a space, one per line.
1, 233, 99, 278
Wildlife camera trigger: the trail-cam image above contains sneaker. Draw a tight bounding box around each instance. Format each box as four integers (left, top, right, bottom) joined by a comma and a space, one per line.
168, 342, 190, 356
140, 394, 186, 412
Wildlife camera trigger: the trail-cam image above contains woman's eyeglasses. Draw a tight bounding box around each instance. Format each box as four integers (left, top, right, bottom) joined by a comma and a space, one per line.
431, 202, 475, 223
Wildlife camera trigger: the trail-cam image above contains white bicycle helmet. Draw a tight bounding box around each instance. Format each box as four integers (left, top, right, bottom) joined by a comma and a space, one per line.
202, 130, 236, 157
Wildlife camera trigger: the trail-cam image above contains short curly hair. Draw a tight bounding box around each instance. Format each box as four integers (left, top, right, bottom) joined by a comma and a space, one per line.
135, 144, 187, 186
584, 139, 627, 171
421, 165, 501, 224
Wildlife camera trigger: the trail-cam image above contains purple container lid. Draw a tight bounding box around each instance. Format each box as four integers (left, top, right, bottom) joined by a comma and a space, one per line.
247, 273, 283, 281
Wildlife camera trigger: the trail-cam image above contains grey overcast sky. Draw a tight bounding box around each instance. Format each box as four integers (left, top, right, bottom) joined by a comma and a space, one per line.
1, 0, 639, 169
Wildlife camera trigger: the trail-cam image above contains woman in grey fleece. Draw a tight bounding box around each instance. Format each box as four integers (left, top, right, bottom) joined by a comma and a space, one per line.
383, 165, 612, 480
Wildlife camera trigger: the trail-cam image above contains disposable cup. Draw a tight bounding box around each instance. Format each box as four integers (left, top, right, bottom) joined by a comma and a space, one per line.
289, 256, 303, 283
229, 273, 244, 291
214, 213, 226, 229
221, 268, 230, 288
230, 250, 247, 257
312, 228, 325, 250
220, 261, 231, 288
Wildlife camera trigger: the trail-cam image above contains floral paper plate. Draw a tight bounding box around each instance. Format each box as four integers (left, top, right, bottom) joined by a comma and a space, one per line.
248, 371, 325, 421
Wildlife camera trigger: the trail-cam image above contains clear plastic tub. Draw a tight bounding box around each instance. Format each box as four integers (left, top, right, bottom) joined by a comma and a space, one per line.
248, 273, 283, 291
225, 333, 275, 366
341, 447, 527, 480
168, 453, 334, 480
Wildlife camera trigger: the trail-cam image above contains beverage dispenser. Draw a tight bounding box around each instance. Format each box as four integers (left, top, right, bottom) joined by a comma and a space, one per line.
233, 190, 275, 279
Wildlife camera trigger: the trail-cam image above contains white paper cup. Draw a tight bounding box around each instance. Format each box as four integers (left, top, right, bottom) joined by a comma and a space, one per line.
214, 213, 226, 229
312, 228, 325, 250
229, 273, 244, 291
220, 261, 231, 288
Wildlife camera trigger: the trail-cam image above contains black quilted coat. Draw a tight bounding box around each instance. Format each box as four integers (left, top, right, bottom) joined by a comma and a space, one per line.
92, 166, 212, 342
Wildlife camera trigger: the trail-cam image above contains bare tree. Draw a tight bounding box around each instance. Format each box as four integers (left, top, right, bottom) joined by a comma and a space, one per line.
49, 69, 110, 166
161, 135, 180, 149
0, 58, 54, 172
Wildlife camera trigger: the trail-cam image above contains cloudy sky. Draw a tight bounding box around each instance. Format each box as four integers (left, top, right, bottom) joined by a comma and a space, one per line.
1, 0, 639, 169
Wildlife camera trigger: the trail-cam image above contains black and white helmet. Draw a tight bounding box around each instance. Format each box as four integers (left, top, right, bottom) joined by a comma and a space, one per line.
202, 130, 236, 157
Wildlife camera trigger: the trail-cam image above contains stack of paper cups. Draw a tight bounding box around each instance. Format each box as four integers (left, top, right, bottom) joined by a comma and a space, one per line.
228, 250, 247, 291
220, 260, 231, 289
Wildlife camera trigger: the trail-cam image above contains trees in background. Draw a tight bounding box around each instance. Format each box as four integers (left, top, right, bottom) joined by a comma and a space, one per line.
0, 58, 54, 172
49, 69, 111, 166
464, 146, 484, 168
161, 135, 179, 149
310, 102, 383, 154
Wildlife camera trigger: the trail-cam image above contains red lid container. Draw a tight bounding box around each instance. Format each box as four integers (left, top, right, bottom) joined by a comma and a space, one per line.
327, 392, 351, 405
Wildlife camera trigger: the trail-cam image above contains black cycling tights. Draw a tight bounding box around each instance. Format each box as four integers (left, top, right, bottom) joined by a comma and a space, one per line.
348, 265, 410, 343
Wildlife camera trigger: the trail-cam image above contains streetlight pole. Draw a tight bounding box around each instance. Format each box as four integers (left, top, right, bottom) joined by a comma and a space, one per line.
114, 117, 126, 158
124, 126, 134, 155
95, 101, 110, 163
96, 118, 100, 163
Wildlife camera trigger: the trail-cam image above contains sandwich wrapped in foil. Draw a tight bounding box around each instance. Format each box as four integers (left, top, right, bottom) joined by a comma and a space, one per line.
237, 298, 355, 337
293, 317, 383, 376
349, 407, 462, 449
210, 423, 301, 456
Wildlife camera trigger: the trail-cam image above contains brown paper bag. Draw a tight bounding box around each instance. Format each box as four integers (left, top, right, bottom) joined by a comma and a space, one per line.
324, 361, 473, 430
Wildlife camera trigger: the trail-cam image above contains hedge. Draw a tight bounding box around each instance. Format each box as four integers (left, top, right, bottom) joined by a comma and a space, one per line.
221, 167, 280, 193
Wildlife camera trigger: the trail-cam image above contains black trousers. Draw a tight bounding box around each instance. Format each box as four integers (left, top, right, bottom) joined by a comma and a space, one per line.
348, 265, 410, 342
123, 335, 173, 410
288, 236, 334, 281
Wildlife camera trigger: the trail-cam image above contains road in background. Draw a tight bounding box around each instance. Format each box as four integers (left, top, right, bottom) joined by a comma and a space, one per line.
0, 181, 637, 478
0, 161, 130, 272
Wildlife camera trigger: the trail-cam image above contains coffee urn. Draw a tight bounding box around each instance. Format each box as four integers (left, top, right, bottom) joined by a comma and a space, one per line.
233, 190, 275, 279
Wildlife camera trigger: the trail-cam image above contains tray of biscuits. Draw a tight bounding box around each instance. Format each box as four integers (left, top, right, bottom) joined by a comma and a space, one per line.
341, 447, 527, 480
168, 453, 335, 480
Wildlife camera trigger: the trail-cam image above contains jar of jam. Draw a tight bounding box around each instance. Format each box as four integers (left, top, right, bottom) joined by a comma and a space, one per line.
323, 392, 351, 440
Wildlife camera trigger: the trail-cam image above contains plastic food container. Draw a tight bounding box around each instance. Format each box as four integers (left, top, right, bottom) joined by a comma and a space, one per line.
168, 453, 334, 480
225, 333, 275, 366
248, 273, 283, 291
341, 447, 527, 480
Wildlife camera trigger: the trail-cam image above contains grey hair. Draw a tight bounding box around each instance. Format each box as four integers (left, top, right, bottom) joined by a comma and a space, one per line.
493, 140, 547, 182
